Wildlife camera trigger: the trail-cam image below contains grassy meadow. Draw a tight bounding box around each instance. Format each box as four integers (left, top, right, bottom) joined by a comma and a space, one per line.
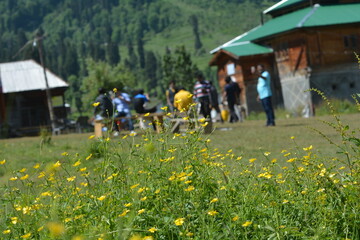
0, 110, 359, 239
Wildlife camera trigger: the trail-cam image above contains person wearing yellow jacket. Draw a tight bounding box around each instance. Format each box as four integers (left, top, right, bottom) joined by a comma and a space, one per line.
173, 87, 193, 112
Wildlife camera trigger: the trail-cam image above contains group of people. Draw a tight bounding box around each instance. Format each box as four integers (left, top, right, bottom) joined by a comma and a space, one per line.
93, 64, 275, 134
93, 88, 156, 134
166, 72, 243, 123
167, 65, 275, 126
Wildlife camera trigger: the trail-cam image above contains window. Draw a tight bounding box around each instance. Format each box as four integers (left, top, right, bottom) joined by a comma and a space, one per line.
226, 63, 235, 75
343, 35, 358, 49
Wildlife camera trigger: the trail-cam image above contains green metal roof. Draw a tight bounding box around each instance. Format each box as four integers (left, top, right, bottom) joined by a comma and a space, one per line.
234, 3, 360, 43
303, 4, 360, 26
222, 42, 273, 57
263, 0, 305, 14
211, 3, 360, 58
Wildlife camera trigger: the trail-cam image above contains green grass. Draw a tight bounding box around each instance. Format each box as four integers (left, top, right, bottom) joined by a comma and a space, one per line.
1, 113, 358, 182
0, 111, 359, 239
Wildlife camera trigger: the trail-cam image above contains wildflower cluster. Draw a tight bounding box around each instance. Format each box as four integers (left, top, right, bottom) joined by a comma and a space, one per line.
1, 105, 359, 239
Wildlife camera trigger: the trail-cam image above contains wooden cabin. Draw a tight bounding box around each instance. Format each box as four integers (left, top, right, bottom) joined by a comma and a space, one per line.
210, 0, 360, 117
0, 60, 69, 137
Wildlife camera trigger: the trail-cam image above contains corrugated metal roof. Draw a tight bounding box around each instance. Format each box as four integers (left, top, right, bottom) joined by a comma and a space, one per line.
225, 3, 360, 46
222, 41, 273, 57
0, 60, 68, 93
303, 4, 360, 26
263, 0, 305, 14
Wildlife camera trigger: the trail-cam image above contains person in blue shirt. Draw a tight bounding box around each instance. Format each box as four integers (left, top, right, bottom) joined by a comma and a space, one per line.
133, 89, 157, 114
252, 64, 275, 126
112, 90, 134, 133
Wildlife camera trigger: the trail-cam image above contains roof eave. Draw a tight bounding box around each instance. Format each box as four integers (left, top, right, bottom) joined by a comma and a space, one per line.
209, 50, 239, 66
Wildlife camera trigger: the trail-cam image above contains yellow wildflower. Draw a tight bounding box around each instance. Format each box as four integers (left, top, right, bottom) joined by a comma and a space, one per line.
119, 209, 130, 217
33, 163, 40, 169
207, 210, 218, 216
20, 174, 29, 180
242, 221, 252, 227
148, 227, 158, 233
143, 236, 154, 240
21, 233, 31, 239
124, 203, 132, 207
47, 222, 65, 237
93, 102, 100, 107
129, 235, 142, 240
303, 145, 313, 151
138, 187, 146, 193
67, 176, 76, 182
41, 191, 52, 197
174, 217, 185, 226
138, 209, 145, 214
37, 226, 44, 232
130, 184, 140, 189
113, 88, 117, 93
140, 196, 147, 201
210, 198, 219, 203
287, 158, 296, 163
0, 159, 6, 165
61, 152, 69, 156
10, 176, 18, 181
73, 161, 81, 167
88, 135, 95, 139
184, 186, 195, 192
249, 158, 256, 163
97, 195, 106, 201
72, 235, 85, 240
53, 161, 61, 168
11, 217, 18, 224
144, 112, 150, 116
232, 216, 239, 221
3, 229, 11, 234
198, 118, 206, 123
85, 154, 93, 160
201, 122, 208, 127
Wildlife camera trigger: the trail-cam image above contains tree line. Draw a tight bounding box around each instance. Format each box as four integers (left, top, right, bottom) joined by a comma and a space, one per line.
0, 0, 277, 115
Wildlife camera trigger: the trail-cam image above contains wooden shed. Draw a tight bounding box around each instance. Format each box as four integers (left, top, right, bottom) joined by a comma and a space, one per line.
0, 60, 69, 137
210, 0, 360, 116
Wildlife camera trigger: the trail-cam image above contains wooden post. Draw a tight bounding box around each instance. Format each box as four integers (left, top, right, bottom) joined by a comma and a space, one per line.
153, 114, 164, 133
94, 120, 103, 138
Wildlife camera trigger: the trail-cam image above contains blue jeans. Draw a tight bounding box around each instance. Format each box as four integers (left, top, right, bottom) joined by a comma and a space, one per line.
261, 97, 275, 126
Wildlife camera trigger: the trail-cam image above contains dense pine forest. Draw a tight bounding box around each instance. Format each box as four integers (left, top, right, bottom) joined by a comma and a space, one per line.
0, 0, 277, 114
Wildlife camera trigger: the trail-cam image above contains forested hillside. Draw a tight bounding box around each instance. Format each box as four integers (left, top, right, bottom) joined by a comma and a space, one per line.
0, 0, 277, 113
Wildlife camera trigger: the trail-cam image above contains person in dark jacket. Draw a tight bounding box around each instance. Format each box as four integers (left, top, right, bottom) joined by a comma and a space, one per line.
94, 88, 113, 120
133, 89, 157, 114
223, 76, 241, 123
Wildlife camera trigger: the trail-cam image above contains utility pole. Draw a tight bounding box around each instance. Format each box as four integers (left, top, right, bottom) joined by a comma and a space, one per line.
35, 30, 56, 134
